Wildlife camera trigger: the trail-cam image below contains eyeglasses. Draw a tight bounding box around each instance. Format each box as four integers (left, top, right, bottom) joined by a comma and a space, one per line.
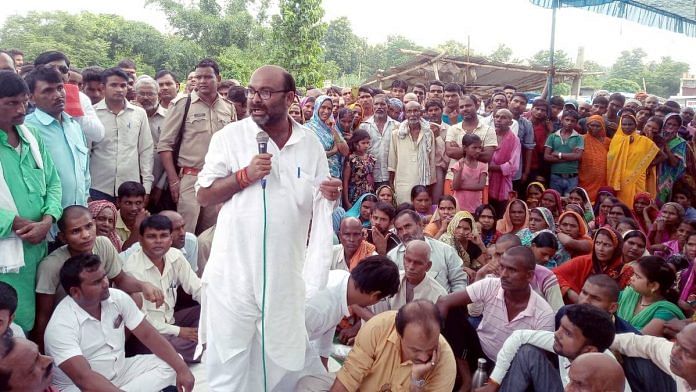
53, 65, 69, 74
245, 88, 289, 100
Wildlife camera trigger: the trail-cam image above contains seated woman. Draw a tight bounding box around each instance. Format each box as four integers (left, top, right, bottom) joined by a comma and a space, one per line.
632, 192, 658, 234
439, 211, 486, 279
649, 202, 685, 257
529, 232, 564, 312
540, 189, 563, 223
661, 219, 696, 257
677, 233, 696, 316
615, 217, 640, 235
591, 188, 616, 229
424, 195, 458, 239
375, 184, 396, 208
606, 199, 635, 231
474, 204, 501, 247
526, 181, 545, 209
345, 193, 377, 228
517, 207, 555, 246
410, 185, 436, 223
618, 230, 649, 289
617, 256, 685, 336
567, 187, 595, 224
550, 211, 593, 267
554, 227, 624, 303
88, 200, 121, 252
496, 199, 529, 235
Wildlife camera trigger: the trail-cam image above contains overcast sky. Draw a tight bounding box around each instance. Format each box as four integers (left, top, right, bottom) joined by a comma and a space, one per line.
4, 0, 696, 74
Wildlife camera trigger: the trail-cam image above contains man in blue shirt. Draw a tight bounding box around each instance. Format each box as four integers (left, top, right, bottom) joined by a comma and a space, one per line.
25, 65, 90, 210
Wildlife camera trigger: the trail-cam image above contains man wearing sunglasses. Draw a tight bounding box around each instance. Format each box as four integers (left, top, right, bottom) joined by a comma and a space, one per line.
33, 51, 105, 145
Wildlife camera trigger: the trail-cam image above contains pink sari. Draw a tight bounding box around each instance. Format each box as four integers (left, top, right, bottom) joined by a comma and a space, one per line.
489, 130, 521, 201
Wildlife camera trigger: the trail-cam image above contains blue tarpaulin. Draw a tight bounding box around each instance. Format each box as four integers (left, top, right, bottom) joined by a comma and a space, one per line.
530, 0, 696, 37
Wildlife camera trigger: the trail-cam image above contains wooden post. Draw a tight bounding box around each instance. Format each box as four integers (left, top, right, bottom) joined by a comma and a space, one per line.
571, 46, 585, 97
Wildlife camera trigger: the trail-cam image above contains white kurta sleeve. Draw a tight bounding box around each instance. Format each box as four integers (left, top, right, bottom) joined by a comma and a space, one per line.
489, 330, 555, 384
78, 92, 105, 143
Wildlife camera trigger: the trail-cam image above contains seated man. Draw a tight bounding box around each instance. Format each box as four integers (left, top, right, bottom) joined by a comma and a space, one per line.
372, 240, 447, 314
437, 246, 554, 386
388, 209, 467, 293
480, 304, 620, 391
0, 283, 23, 338
34, 205, 163, 350
331, 217, 377, 271
365, 201, 401, 255
303, 255, 400, 371
302, 300, 456, 391
115, 181, 149, 251
566, 352, 626, 392
44, 254, 194, 391
0, 335, 54, 392
121, 210, 199, 273
569, 274, 677, 392
123, 215, 201, 363
611, 323, 696, 392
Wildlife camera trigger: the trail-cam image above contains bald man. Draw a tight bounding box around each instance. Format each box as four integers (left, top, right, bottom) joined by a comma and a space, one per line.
120, 210, 199, 272
0, 52, 15, 72
566, 353, 625, 392
611, 323, 696, 392
331, 217, 377, 271
388, 100, 437, 203
488, 108, 521, 215
373, 239, 447, 314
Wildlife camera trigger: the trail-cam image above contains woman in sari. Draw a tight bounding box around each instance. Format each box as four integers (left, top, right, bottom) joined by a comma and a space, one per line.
496, 199, 529, 235
648, 202, 685, 256
375, 184, 396, 208
607, 113, 660, 206
517, 207, 555, 246
424, 195, 458, 239
579, 115, 610, 202
677, 233, 696, 315
618, 230, 648, 288
350, 102, 364, 129
440, 211, 486, 279
540, 189, 563, 222
288, 99, 304, 124
567, 187, 595, 224
475, 204, 501, 247
550, 210, 593, 267
657, 113, 688, 203
305, 95, 350, 179
554, 227, 624, 303
300, 96, 316, 123
618, 256, 685, 336
345, 193, 377, 228
88, 200, 121, 252
335, 107, 354, 140
632, 192, 657, 234
525, 181, 545, 209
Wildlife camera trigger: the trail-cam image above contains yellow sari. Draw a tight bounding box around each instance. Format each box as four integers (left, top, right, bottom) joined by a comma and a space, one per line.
607, 115, 660, 206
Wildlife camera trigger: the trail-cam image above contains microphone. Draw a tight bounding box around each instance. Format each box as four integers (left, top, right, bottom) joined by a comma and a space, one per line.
256, 131, 270, 188
257, 131, 269, 154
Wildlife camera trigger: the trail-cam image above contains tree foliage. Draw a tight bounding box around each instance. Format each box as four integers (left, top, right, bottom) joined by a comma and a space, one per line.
643, 57, 689, 98
601, 78, 641, 93
527, 49, 573, 69
488, 44, 519, 63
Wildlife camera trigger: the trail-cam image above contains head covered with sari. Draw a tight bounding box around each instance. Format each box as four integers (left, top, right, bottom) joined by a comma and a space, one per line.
541, 189, 563, 217
532, 207, 556, 233
88, 200, 122, 252
591, 226, 624, 275
440, 211, 480, 267
570, 187, 595, 222
496, 199, 529, 234
345, 193, 378, 227
558, 210, 590, 240
375, 184, 397, 208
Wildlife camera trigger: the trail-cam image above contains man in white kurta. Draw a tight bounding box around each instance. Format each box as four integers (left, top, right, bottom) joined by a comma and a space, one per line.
194, 65, 340, 391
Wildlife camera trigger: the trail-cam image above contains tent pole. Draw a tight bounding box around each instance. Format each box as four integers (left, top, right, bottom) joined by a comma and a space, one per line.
547, 0, 557, 100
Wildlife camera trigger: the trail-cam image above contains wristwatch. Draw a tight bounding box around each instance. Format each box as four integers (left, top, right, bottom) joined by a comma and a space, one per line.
411, 377, 426, 388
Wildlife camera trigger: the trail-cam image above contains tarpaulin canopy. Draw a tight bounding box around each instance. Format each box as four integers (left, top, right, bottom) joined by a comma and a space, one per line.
530, 0, 696, 37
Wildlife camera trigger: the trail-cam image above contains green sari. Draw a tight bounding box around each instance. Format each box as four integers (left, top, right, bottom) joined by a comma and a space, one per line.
617, 287, 685, 329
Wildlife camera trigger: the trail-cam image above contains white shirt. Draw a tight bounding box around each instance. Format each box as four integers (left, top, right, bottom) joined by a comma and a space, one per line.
91, 100, 154, 196
120, 232, 199, 272
78, 91, 105, 143
387, 237, 467, 293
195, 117, 329, 370
373, 271, 447, 313
44, 288, 145, 390
305, 270, 351, 358
123, 247, 201, 336
612, 333, 692, 392
491, 329, 631, 391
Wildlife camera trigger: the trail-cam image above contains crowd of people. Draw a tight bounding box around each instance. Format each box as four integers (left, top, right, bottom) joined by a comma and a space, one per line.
0, 46, 695, 392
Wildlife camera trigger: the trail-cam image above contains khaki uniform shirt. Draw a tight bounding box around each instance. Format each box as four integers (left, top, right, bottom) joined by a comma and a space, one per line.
157, 92, 236, 170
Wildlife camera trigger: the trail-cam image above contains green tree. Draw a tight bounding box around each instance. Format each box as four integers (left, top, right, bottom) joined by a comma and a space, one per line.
323, 17, 360, 76
609, 49, 646, 84
527, 49, 573, 69
436, 40, 472, 57
271, 0, 326, 87
643, 57, 690, 98
580, 60, 608, 89
488, 44, 515, 63
601, 78, 641, 93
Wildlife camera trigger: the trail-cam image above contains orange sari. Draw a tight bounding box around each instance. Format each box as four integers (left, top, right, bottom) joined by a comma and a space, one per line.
578, 115, 610, 203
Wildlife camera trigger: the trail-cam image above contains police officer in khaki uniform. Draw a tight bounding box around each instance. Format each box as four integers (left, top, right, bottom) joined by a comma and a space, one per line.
157, 59, 236, 234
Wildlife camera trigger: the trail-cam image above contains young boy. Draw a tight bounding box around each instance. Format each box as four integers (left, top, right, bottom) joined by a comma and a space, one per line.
0, 282, 24, 337
115, 181, 150, 250
544, 110, 584, 196
673, 185, 696, 221
34, 205, 163, 350
123, 215, 201, 363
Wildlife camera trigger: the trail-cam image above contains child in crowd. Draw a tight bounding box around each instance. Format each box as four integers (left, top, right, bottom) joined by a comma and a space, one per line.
0, 282, 23, 338
115, 181, 150, 251
342, 129, 376, 209
451, 134, 487, 213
